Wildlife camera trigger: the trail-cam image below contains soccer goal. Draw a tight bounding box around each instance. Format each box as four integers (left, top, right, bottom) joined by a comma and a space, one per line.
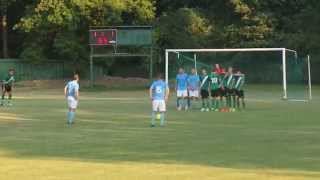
165, 48, 312, 101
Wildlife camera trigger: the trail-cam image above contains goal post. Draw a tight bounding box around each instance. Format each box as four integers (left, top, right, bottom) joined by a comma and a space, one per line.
165, 48, 312, 101
307, 55, 312, 100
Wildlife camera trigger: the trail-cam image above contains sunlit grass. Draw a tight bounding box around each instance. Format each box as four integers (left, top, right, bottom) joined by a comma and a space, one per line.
0, 158, 319, 180
0, 85, 319, 179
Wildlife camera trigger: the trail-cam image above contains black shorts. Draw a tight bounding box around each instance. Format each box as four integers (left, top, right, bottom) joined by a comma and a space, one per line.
201, 89, 209, 99
211, 89, 220, 97
219, 88, 226, 97
2, 84, 12, 92
236, 90, 244, 98
226, 88, 236, 96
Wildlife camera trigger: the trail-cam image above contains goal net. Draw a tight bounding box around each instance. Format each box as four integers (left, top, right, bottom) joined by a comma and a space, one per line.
165, 48, 312, 101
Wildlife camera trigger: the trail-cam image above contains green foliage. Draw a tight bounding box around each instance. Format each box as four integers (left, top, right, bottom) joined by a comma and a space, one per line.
156, 8, 211, 49
19, 43, 46, 63
3, 0, 320, 82
0, 0, 16, 13
14, 0, 155, 64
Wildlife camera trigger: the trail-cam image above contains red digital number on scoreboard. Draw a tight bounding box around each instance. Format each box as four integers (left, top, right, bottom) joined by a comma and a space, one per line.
89, 29, 117, 45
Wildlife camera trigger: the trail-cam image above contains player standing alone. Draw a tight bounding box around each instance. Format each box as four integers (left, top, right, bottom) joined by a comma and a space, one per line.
64, 73, 80, 127
149, 73, 169, 127
1, 69, 15, 106
187, 68, 200, 109
176, 67, 189, 111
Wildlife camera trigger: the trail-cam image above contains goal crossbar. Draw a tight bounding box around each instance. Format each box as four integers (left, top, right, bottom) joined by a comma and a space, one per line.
166, 48, 297, 53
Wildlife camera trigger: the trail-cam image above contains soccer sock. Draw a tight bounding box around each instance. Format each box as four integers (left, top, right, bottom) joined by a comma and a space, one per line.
180, 98, 185, 108
71, 112, 75, 122
177, 98, 180, 107
182, 98, 186, 108
211, 99, 215, 109
242, 99, 246, 109
67, 112, 72, 125
215, 99, 219, 109
8, 94, 12, 104
205, 99, 209, 108
225, 96, 229, 107
232, 96, 236, 108
227, 96, 231, 108
220, 98, 224, 107
151, 112, 156, 125
160, 112, 165, 126
201, 99, 205, 108
236, 98, 240, 109
1, 95, 4, 105
67, 111, 75, 125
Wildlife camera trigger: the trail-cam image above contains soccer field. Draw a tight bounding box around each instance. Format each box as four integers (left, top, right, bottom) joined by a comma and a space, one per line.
0, 85, 320, 180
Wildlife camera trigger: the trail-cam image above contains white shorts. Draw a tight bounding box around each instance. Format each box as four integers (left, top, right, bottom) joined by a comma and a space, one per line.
67, 96, 78, 109
189, 90, 199, 98
177, 90, 188, 97
152, 100, 166, 112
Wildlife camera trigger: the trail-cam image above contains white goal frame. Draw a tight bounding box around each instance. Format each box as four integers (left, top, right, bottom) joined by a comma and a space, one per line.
165, 48, 312, 100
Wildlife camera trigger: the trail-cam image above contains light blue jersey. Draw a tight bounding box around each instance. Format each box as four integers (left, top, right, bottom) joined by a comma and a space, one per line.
150, 80, 167, 100
188, 74, 200, 90
66, 80, 79, 98
176, 73, 188, 91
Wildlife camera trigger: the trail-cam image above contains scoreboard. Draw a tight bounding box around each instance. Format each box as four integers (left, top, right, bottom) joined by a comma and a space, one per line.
89, 29, 117, 46
89, 27, 152, 46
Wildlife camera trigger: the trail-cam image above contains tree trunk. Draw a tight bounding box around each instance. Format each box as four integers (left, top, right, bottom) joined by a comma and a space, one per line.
2, 15, 8, 58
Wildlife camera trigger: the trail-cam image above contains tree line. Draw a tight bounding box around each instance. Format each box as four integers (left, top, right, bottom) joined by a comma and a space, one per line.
1, 0, 319, 80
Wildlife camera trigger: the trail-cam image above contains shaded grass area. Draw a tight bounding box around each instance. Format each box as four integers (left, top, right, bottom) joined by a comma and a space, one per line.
0, 85, 319, 179
81, 84, 149, 92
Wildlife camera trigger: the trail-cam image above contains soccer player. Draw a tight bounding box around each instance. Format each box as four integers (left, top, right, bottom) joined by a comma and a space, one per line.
209, 71, 220, 111
218, 67, 227, 109
199, 68, 210, 112
1, 68, 15, 106
187, 68, 200, 109
176, 67, 189, 111
149, 73, 169, 127
224, 67, 236, 112
64, 73, 80, 127
234, 71, 246, 110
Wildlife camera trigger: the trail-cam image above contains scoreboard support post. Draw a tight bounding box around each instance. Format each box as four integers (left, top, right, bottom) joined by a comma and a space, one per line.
90, 46, 94, 86
149, 43, 153, 82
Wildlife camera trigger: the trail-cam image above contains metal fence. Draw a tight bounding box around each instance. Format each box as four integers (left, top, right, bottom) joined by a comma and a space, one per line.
0, 59, 70, 81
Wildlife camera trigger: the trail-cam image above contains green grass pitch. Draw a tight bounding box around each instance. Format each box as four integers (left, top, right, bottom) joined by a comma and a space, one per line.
0, 85, 320, 180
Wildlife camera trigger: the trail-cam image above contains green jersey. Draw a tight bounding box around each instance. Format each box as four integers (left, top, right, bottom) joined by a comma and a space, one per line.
3, 75, 15, 86
218, 73, 225, 87
234, 74, 245, 90
209, 73, 220, 90
224, 74, 236, 89
200, 75, 210, 90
